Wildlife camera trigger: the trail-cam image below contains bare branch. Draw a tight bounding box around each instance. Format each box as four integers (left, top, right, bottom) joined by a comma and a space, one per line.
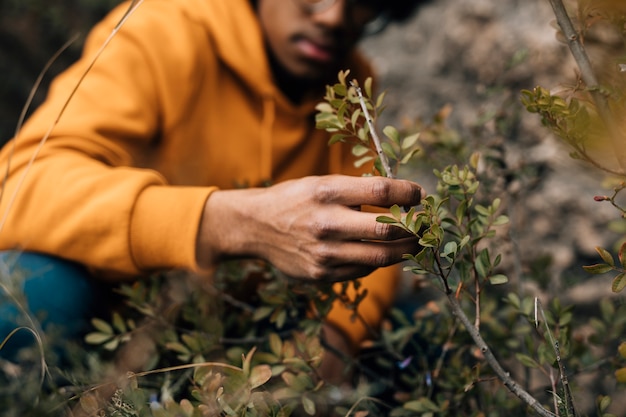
548, 0, 626, 172
350, 80, 395, 178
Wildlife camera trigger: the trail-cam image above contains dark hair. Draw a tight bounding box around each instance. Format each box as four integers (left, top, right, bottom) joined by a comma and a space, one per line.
382, 0, 431, 23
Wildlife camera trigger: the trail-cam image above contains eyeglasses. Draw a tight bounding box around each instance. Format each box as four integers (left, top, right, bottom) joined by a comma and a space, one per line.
295, 0, 383, 13
293, 0, 390, 35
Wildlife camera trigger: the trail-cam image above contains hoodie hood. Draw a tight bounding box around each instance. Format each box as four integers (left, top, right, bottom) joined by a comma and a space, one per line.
189, 0, 276, 99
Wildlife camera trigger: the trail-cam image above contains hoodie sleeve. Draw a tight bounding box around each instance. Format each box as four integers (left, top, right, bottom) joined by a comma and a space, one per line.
0, 2, 214, 277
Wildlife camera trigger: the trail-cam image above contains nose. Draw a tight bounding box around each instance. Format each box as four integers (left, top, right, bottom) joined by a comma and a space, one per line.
309, 0, 347, 29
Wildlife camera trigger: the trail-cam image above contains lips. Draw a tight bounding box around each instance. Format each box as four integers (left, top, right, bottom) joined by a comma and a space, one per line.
294, 36, 336, 63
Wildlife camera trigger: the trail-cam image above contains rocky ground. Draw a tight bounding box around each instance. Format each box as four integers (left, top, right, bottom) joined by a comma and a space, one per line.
362, 0, 624, 302
362, 0, 626, 411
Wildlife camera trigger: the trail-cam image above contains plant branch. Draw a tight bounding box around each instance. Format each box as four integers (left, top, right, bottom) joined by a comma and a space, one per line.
350, 80, 395, 178
548, 0, 626, 172
445, 291, 556, 417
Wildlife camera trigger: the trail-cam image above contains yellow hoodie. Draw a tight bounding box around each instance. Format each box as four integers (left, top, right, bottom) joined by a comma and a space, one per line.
0, 0, 399, 347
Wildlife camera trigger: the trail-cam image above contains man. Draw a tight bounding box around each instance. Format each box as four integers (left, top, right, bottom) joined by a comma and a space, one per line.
0, 0, 426, 372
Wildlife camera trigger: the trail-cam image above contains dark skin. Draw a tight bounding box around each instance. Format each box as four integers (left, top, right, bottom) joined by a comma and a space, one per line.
195, 0, 426, 383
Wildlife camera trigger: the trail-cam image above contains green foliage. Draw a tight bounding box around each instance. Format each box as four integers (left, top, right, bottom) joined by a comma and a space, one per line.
4, 1, 626, 415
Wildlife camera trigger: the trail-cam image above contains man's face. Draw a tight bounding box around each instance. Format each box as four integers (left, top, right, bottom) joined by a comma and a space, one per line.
256, 0, 378, 81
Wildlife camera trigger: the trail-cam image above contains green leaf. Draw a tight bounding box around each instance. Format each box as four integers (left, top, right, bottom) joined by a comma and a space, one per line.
598, 395, 611, 412
328, 133, 349, 145
112, 312, 127, 334
383, 125, 400, 144
401, 132, 420, 150
351, 143, 370, 157
249, 365, 272, 389
400, 147, 420, 164
403, 397, 439, 412
390, 204, 402, 220
302, 394, 316, 416
364, 77, 373, 98
619, 241, 626, 269
333, 83, 347, 97
377, 215, 399, 224
493, 215, 509, 225
441, 241, 457, 257
381, 142, 397, 160
315, 102, 334, 113
253, 306, 274, 321
516, 353, 539, 368
165, 341, 190, 355
350, 108, 361, 129
269, 333, 282, 357
596, 247, 615, 267
489, 274, 508, 285
91, 318, 113, 335
612, 272, 626, 293
84, 332, 113, 345
354, 155, 374, 168
103, 338, 119, 351
583, 264, 614, 274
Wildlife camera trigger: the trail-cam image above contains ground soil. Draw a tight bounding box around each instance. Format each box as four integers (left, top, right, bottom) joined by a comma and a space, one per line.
361, 0, 626, 412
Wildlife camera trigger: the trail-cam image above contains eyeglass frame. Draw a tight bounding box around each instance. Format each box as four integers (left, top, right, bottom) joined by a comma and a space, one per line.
292, 0, 391, 36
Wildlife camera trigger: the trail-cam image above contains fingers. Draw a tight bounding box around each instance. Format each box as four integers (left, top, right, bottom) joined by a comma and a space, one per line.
309, 175, 425, 208
294, 237, 420, 282
308, 207, 413, 242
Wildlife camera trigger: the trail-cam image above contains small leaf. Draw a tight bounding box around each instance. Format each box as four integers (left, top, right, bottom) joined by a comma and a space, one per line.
249, 365, 272, 389
269, 333, 282, 356
383, 125, 400, 144
253, 306, 274, 321
390, 204, 402, 220
354, 155, 374, 168
112, 312, 126, 333
615, 367, 626, 383
619, 241, 626, 269
583, 264, 614, 274
489, 274, 509, 285
84, 332, 113, 345
364, 77, 373, 98
103, 338, 119, 351
516, 353, 539, 368
598, 395, 611, 412
469, 152, 481, 169
381, 142, 397, 160
377, 215, 399, 224
302, 394, 316, 416
612, 272, 626, 293
352, 143, 370, 157
401, 133, 420, 150
596, 247, 615, 267
91, 318, 113, 335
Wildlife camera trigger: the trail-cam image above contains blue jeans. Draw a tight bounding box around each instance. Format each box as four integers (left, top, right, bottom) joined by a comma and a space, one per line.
0, 251, 107, 360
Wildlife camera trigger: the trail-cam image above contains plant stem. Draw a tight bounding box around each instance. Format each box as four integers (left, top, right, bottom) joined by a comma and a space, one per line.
548, 0, 626, 172
444, 291, 556, 417
350, 80, 395, 178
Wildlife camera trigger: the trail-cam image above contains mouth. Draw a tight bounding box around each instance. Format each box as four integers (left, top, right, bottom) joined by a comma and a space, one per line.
293, 36, 337, 63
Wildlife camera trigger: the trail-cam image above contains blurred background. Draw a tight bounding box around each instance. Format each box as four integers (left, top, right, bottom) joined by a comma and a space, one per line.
1, 0, 625, 413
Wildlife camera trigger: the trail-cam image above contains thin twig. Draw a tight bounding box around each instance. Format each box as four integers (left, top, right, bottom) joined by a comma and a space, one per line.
0, 0, 145, 234
0, 34, 79, 209
548, 0, 626, 172
535, 298, 577, 416
443, 284, 556, 417
350, 80, 395, 178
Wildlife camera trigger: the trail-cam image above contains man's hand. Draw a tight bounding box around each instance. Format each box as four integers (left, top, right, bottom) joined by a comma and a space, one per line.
196, 175, 425, 282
